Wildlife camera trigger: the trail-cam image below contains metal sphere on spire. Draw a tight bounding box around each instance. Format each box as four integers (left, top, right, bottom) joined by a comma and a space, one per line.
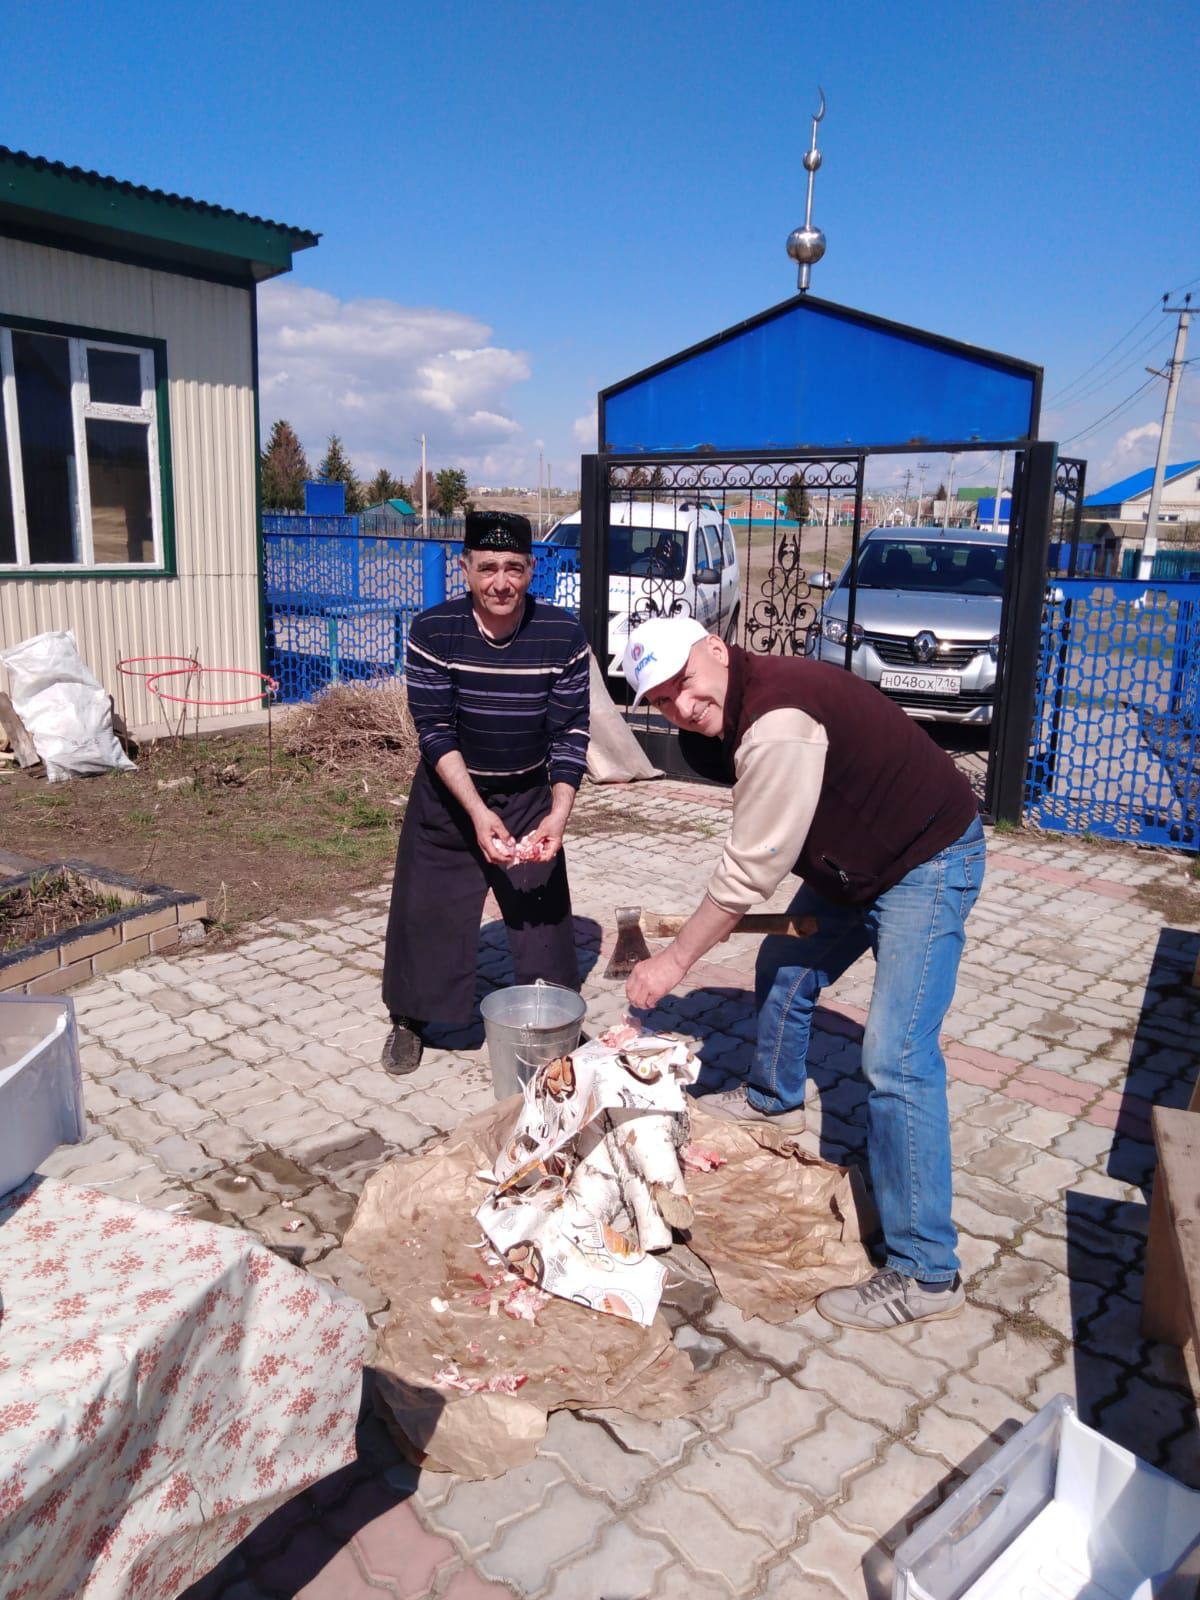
787, 88, 827, 292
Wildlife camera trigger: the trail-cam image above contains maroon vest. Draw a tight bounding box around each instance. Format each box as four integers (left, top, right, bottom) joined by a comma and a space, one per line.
716, 647, 979, 905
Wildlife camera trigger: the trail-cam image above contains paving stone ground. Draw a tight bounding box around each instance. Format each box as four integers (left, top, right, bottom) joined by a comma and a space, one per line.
36, 779, 1200, 1600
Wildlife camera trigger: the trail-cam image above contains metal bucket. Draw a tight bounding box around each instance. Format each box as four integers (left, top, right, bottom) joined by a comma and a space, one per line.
480, 981, 587, 1101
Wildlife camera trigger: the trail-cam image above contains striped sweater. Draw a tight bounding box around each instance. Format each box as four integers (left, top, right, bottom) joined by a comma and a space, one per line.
405, 596, 590, 789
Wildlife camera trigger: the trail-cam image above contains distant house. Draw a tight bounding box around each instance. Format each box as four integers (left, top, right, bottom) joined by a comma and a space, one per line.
1082, 460, 1200, 528
0, 147, 317, 728
364, 497, 416, 518
975, 497, 1013, 533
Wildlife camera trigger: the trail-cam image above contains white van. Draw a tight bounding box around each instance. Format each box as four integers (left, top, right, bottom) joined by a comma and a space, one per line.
543, 501, 741, 675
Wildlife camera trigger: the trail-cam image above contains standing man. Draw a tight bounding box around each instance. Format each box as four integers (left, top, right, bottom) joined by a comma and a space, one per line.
621, 617, 985, 1331
382, 510, 589, 1073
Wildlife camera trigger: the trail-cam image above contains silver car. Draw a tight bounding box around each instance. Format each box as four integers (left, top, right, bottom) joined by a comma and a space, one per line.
808, 526, 1006, 724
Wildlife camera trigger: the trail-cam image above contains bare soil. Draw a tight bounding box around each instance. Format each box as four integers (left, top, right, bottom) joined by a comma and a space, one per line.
0, 731, 410, 944
0, 869, 125, 952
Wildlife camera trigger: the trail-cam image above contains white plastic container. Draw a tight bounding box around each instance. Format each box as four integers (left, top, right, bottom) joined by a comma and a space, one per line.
893, 1395, 1200, 1600
0, 996, 85, 1196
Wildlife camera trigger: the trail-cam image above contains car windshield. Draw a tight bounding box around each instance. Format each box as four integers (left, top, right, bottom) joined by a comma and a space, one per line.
852, 538, 1006, 597
610, 525, 687, 581
544, 522, 580, 548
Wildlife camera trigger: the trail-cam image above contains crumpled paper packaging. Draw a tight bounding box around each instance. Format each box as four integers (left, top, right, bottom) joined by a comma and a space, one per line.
345, 1095, 876, 1478
344, 1100, 715, 1479
477, 1035, 699, 1325
682, 1106, 877, 1325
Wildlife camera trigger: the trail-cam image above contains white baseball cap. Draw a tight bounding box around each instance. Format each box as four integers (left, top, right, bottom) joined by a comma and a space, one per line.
622, 616, 710, 708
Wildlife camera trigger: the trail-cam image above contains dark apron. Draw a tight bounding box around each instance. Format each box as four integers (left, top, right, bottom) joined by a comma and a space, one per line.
382, 761, 579, 1025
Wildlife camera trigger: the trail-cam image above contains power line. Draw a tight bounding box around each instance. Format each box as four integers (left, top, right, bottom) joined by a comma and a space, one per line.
1046, 268, 1200, 406
1059, 373, 1160, 446
1055, 325, 1173, 411
1048, 300, 1163, 404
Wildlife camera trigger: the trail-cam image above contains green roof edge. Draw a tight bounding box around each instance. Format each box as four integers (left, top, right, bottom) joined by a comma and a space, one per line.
0, 147, 319, 280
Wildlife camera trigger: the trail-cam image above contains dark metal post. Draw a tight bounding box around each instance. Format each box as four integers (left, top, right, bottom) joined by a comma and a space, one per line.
579, 455, 609, 661
842, 453, 866, 670
987, 441, 1058, 824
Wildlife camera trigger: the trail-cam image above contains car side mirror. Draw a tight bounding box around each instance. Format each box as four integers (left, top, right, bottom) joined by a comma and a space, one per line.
809, 570, 832, 591
695, 566, 720, 585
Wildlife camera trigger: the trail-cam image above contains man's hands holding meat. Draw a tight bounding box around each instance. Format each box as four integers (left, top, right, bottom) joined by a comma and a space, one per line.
474, 807, 518, 865
474, 808, 568, 868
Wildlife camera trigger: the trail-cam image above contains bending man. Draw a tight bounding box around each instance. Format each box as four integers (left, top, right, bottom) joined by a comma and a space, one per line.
382, 511, 589, 1073
622, 616, 984, 1332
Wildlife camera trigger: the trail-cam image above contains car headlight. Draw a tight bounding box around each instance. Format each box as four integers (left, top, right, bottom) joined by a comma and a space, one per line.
821, 616, 863, 648
988, 634, 1000, 661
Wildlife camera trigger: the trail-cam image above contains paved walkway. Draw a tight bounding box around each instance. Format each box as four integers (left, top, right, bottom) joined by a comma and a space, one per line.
37, 779, 1200, 1600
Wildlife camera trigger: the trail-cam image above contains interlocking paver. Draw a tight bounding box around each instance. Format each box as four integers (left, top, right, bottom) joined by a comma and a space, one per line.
783, 1514, 878, 1600
475, 1484, 613, 1594
675, 1445, 809, 1545
793, 1348, 918, 1434
631, 1480, 775, 1591
425, 1459, 566, 1556
539, 1520, 673, 1600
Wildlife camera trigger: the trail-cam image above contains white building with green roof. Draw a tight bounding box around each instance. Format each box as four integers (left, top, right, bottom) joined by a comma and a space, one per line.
0, 147, 317, 728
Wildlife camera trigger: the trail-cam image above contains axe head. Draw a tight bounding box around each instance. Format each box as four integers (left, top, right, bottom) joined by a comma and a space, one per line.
604, 905, 652, 981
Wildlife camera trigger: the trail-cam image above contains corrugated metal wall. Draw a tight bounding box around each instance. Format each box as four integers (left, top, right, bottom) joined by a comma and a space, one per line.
0, 237, 260, 728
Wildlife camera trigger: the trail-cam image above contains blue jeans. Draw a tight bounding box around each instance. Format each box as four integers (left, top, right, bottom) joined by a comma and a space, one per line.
750, 817, 985, 1282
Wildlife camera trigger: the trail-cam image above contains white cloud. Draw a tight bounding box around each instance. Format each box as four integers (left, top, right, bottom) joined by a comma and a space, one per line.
573, 406, 598, 449
1097, 419, 1161, 480
257, 282, 533, 480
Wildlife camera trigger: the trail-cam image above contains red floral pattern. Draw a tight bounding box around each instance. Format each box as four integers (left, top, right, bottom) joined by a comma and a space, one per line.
0, 1178, 367, 1600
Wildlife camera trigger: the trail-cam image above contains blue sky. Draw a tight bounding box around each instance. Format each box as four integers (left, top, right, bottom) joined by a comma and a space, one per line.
6, 0, 1197, 492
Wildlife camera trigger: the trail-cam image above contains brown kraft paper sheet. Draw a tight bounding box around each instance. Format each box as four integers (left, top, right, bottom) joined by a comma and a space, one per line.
345, 1097, 875, 1477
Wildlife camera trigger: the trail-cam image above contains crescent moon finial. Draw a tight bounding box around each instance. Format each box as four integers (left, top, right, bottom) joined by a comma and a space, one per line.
814, 87, 826, 123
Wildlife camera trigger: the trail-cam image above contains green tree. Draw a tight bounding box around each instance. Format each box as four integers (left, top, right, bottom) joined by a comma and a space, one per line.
366, 467, 409, 507
434, 467, 469, 517
260, 419, 310, 511
317, 434, 365, 513
783, 473, 810, 524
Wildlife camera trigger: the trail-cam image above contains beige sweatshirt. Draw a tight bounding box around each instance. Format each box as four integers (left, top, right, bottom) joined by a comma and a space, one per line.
704, 707, 829, 914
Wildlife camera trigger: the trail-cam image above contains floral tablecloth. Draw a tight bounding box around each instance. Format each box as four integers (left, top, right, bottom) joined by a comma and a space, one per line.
0, 1177, 368, 1600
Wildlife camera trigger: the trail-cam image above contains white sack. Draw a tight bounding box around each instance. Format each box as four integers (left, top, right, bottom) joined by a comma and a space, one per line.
0, 630, 135, 782
585, 649, 661, 784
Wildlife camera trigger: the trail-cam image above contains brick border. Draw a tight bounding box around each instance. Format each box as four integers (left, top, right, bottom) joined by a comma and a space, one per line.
0, 861, 206, 995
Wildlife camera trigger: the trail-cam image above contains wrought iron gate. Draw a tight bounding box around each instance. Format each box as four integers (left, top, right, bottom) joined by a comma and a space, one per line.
579, 452, 866, 775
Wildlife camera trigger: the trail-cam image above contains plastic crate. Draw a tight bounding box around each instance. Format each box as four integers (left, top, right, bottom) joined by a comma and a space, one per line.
0, 996, 85, 1197
893, 1394, 1200, 1600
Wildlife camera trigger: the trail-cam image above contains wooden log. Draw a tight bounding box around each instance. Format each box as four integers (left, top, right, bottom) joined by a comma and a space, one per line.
0, 692, 39, 768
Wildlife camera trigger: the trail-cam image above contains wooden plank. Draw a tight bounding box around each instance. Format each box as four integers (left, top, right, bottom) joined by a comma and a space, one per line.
1142, 1106, 1200, 1349
0, 693, 39, 768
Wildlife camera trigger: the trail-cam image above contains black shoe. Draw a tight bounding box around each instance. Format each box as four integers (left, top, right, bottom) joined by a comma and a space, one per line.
382, 1016, 425, 1075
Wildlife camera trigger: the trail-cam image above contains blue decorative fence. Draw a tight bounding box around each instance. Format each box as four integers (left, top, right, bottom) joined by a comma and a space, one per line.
262, 523, 580, 703
1025, 579, 1200, 849
1119, 547, 1200, 581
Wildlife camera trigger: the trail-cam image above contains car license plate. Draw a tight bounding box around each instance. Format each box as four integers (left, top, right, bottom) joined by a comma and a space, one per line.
879, 669, 961, 696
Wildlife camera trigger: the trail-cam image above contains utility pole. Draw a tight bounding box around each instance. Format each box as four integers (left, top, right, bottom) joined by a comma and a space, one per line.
1138, 294, 1192, 581
916, 460, 930, 526
538, 449, 544, 533
417, 433, 428, 534
992, 452, 1006, 533
901, 468, 912, 525
943, 456, 958, 530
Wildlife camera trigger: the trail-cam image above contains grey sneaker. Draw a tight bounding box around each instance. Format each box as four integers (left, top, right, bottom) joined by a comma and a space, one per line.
817, 1268, 964, 1330
382, 1017, 424, 1076
700, 1086, 806, 1133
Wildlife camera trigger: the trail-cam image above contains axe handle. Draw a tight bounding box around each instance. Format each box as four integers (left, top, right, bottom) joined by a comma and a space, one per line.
645, 913, 817, 937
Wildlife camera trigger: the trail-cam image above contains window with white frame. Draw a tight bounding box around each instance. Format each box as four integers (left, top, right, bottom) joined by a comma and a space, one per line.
0, 324, 165, 571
